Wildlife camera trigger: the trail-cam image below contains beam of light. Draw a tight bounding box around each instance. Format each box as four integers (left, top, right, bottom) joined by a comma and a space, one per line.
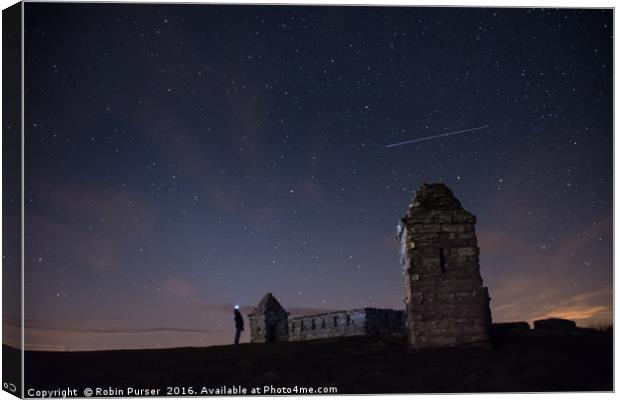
385, 125, 490, 148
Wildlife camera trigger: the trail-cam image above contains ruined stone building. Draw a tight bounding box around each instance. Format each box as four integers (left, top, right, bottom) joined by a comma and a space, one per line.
249, 183, 492, 347
248, 293, 403, 343
398, 183, 492, 348
248, 293, 290, 343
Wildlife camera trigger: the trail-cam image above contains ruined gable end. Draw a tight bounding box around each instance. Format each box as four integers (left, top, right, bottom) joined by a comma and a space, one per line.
399, 183, 492, 348
248, 293, 290, 343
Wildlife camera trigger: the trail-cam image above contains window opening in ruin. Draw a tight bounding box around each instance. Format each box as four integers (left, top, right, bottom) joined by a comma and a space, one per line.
311, 319, 316, 330
300, 321, 305, 331
267, 325, 276, 343
322, 318, 326, 329
346, 315, 351, 325
334, 316, 338, 326
291, 322, 295, 333
439, 248, 447, 273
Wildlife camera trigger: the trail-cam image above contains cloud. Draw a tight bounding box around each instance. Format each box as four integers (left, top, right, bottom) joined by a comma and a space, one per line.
478, 217, 612, 326
199, 303, 336, 317
534, 306, 611, 322
161, 276, 199, 300
302, 178, 323, 202
16, 319, 225, 351
491, 286, 612, 326
530, 288, 613, 322
27, 183, 156, 271
25, 325, 221, 336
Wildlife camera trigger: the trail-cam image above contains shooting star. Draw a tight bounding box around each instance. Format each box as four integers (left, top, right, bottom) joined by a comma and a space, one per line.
386, 125, 490, 149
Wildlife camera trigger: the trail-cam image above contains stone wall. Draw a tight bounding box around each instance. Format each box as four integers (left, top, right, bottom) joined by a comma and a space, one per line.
399, 183, 492, 348
288, 309, 367, 341
249, 293, 405, 343
287, 308, 404, 342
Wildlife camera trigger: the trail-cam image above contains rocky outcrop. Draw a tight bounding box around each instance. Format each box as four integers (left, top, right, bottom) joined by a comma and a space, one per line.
534, 318, 577, 331
492, 322, 531, 331
399, 183, 492, 348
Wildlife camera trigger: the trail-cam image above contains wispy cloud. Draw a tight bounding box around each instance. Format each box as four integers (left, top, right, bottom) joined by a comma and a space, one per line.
199, 303, 336, 317
18, 323, 224, 352
161, 276, 200, 300
491, 286, 612, 325
479, 216, 612, 326
26, 325, 221, 336
534, 306, 611, 322
27, 183, 157, 271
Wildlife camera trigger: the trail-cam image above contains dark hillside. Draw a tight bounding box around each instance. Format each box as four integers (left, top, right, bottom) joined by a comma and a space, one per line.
19, 328, 612, 396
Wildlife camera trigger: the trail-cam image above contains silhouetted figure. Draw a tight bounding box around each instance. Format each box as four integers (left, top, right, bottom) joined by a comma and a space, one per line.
234, 308, 244, 345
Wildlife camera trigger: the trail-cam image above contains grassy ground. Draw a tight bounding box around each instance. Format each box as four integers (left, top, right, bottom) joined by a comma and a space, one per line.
13, 327, 613, 396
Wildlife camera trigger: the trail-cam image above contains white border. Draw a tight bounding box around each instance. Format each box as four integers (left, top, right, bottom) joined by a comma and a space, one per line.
0, 1, 615, 400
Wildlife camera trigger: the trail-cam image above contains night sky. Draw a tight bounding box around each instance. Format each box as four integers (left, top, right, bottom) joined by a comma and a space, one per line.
17, 4, 612, 351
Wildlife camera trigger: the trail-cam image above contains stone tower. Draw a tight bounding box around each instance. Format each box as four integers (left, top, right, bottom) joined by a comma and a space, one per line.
398, 183, 491, 348
248, 293, 289, 343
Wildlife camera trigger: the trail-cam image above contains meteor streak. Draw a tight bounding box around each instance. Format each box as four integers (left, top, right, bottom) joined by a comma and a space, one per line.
386, 125, 490, 148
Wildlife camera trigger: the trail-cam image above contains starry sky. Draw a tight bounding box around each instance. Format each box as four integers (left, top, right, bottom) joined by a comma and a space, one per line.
14, 4, 612, 351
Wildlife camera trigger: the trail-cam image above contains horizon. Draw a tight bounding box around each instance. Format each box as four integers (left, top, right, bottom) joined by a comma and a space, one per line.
5, 315, 614, 353
8, 294, 614, 352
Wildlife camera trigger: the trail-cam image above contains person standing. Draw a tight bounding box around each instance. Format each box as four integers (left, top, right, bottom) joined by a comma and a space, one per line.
234, 306, 244, 345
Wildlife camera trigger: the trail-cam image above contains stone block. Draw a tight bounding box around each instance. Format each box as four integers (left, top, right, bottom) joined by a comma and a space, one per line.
457, 247, 478, 256
441, 224, 467, 233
